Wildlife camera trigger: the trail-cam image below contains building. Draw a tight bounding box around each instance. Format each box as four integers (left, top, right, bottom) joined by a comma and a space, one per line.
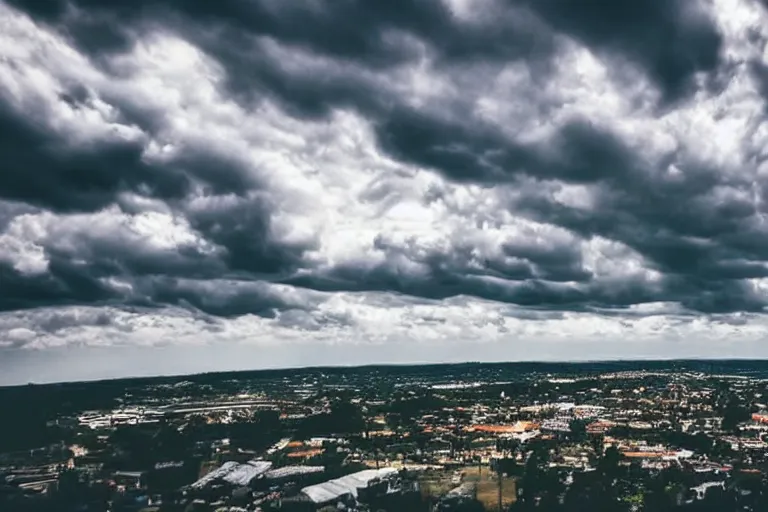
287, 468, 398, 509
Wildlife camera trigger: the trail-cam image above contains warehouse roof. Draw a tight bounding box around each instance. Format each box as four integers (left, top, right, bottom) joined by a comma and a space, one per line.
264, 465, 324, 480
300, 468, 397, 504
222, 460, 272, 486
189, 460, 272, 489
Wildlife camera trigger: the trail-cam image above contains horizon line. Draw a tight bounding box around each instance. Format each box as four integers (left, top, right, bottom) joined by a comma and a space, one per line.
4, 356, 766, 390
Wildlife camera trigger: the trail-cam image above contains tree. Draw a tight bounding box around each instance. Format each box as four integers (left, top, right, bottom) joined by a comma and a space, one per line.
722, 401, 750, 432
517, 448, 547, 508
569, 419, 588, 443
589, 434, 604, 460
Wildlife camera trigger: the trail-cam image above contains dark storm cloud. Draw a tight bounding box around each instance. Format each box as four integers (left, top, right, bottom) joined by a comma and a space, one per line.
0, 260, 117, 312
0, 0, 762, 323
186, 196, 313, 278
43, 228, 225, 280
374, 108, 521, 183
0, 199, 311, 318
750, 61, 768, 104
34, 308, 114, 333
283, 229, 598, 310
522, 0, 723, 100
371, 232, 591, 285
0, 82, 270, 214
377, 110, 637, 184
285, 264, 626, 313
513, 169, 768, 314
0, 257, 308, 319
284, 258, 659, 313
0, 0, 724, 189
283, 133, 768, 316
0, 61, 307, 314
5, 0, 552, 68
164, 146, 261, 196
56, 0, 712, 191
6, 0, 720, 99
138, 278, 307, 318
500, 240, 592, 283
667, 277, 766, 314
0, 100, 190, 212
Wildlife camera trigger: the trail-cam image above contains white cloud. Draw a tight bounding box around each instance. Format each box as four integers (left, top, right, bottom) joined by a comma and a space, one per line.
4, 291, 768, 359
0, 206, 218, 270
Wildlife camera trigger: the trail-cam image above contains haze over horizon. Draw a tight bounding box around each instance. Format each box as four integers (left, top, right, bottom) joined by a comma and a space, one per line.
3, 0, 768, 385
2, 350, 765, 388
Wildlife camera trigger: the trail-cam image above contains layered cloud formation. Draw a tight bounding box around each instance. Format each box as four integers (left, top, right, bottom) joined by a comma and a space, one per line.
2, 0, 768, 382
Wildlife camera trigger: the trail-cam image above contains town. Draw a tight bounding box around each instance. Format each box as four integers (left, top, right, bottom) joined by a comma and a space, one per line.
3, 360, 768, 511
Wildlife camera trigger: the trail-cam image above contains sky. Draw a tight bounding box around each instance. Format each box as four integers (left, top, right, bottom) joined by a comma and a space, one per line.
2, 1, 768, 385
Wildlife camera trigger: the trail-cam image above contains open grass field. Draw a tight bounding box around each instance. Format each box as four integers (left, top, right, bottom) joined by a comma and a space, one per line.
417, 466, 517, 510
462, 466, 517, 511
419, 470, 457, 499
